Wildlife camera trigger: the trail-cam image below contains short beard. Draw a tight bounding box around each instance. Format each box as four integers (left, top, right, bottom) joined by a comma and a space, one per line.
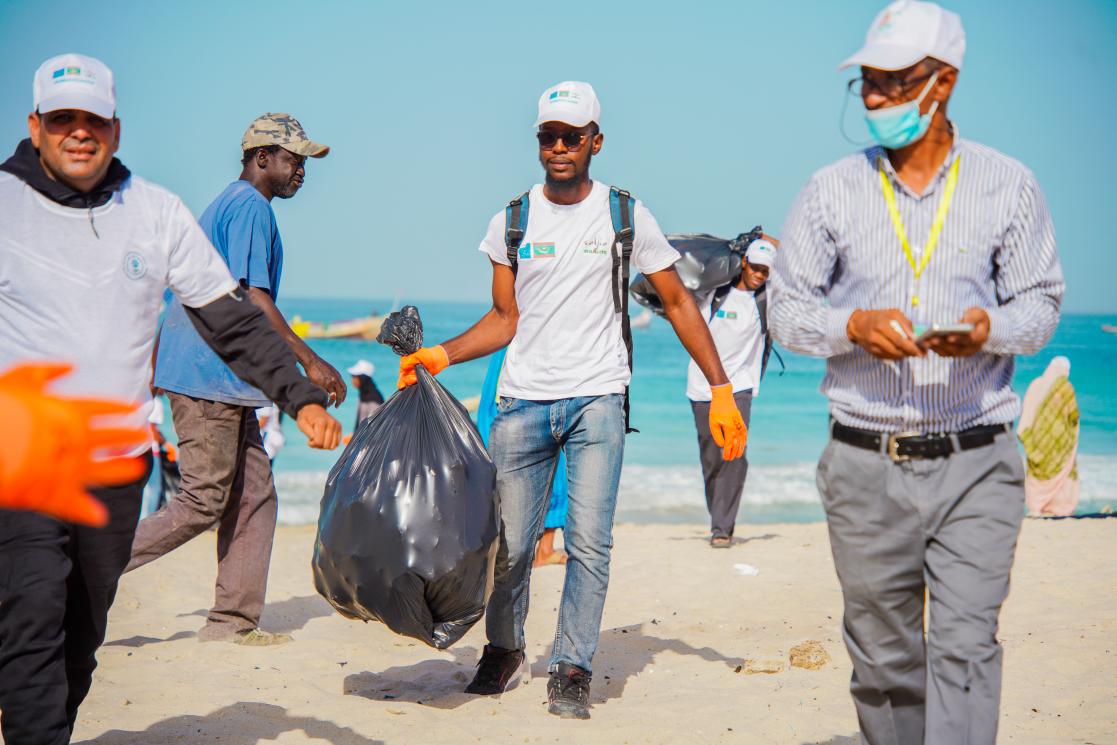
273, 181, 300, 199
543, 150, 592, 194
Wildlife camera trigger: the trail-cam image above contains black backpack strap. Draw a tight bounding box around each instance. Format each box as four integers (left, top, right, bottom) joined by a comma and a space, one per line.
609, 187, 638, 433
754, 284, 784, 379
504, 192, 530, 275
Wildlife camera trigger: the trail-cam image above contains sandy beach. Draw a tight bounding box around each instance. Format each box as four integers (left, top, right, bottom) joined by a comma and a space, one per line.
70, 519, 1115, 745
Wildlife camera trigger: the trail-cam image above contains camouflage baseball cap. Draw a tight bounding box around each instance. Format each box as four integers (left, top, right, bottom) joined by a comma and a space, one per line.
241, 112, 329, 158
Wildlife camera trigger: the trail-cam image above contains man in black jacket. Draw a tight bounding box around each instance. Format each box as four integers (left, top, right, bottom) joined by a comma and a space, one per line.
0, 53, 341, 745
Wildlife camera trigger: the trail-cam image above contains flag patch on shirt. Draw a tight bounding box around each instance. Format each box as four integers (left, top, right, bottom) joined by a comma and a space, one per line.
518, 242, 556, 260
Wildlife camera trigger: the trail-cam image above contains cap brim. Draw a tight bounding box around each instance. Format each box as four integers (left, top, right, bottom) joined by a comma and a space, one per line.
838, 43, 927, 71
534, 114, 595, 128
37, 92, 114, 119
281, 140, 329, 158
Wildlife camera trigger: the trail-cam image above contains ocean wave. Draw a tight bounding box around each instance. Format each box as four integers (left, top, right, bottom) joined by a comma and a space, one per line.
274, 453, 1117, 527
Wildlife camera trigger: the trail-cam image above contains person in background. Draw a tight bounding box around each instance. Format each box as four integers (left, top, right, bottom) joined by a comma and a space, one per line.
687, 237, 778, 548
348, 359, 385, 428
770, 3, 1063, 743
1017, 356, 1079, 516
256, 404, 286, 464
0, 54, 340, 745
477, 348, 569, 566
398, 80, 746, 720
126, 113, 346, 648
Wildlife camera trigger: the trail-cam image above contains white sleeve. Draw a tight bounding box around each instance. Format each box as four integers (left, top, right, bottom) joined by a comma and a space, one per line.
163, 195, 238, 307
478, 210, 511, 266
631, 201, 680, 275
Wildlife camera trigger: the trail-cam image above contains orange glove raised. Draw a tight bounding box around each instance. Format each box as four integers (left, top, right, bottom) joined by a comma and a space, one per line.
708, 384, 748, 461
397, 345, 450, 389
0, 363, 149, 526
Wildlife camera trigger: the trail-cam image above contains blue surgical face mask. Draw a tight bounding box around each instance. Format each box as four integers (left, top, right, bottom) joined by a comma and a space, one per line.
864, 72, 939, 150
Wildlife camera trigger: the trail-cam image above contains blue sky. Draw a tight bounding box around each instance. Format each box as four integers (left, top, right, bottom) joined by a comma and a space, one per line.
2, 0, 1115, 313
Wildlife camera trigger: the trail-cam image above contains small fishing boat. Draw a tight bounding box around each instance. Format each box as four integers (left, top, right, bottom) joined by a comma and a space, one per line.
292, 314, 385, 341
1103, 324, 1117, 336
631, 309, 653, 330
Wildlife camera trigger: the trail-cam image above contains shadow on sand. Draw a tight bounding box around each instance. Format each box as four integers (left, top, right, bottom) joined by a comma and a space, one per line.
104, 630, 195, 648
567, 622, 746, 703
342, 622, 743, 712
343, 645, 482, 711
74, 701, 383, 745
109, 595, 333, 649
665, 532, 781, 547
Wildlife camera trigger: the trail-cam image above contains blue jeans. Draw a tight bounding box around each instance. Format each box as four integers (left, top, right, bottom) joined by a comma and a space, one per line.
485, 394, 626, 673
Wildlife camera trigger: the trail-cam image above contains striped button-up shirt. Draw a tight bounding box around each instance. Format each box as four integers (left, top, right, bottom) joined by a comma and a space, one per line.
770, 136, 1064, 433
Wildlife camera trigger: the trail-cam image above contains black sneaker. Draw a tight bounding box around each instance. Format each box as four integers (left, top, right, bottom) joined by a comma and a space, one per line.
464, 645, 526, 695
547, 663, 591, 719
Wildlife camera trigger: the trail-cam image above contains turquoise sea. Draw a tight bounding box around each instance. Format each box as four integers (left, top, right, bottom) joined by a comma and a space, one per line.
209, 299, 1117, 526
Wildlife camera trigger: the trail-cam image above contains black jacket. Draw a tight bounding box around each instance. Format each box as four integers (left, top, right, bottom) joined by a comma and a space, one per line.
1, 140, 327, 418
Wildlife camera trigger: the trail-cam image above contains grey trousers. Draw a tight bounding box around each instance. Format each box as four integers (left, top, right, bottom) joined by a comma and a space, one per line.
816, 431, 1025, 745
127, 393, 278, 633
690, 390, 753, 536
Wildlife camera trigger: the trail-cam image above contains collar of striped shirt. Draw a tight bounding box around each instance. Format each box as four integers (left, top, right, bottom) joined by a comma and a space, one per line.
769, 134, 1065, 434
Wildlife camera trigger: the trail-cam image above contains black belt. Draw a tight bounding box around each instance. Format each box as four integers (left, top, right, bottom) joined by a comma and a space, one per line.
831, 421, 1011, 462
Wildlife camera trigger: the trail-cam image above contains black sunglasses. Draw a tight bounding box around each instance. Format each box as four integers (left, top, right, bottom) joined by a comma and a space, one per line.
847, 70, 936, 100
536, 130, 590, 151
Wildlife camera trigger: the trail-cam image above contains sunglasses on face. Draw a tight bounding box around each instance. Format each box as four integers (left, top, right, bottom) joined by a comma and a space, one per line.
536, 130, 589, 151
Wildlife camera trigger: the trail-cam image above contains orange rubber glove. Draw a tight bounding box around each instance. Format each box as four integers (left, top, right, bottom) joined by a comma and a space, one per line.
708, 383, 748, 461
0, 363, 149, 526
397, 345, 450, 389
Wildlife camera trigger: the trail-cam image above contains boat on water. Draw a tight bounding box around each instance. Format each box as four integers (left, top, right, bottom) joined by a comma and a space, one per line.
631, 309, 653, 330
1103, 324, 1117, 336
292, 314, 385, 341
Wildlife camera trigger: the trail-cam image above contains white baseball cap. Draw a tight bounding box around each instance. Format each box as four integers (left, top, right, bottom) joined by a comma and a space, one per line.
347, 360, 375, 377
33, 53, 116, 119
745, 239, 777, 268
534, 81, 601, 128
839, 0, 965, 72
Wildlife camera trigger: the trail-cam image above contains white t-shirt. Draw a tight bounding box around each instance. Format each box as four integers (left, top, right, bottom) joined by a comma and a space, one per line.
686, 286, 765, 402
0, 172, 238, 453
480, 181, 679, 399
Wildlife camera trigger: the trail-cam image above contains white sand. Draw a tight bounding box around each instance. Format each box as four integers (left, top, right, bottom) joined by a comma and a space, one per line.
72, 519, 1116, 744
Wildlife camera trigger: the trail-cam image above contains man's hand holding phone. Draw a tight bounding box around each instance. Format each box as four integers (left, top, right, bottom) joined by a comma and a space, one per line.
919, 308, 990, 357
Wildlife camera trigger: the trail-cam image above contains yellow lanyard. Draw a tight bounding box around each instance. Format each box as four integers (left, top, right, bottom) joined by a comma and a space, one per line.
877, 154, 961, 307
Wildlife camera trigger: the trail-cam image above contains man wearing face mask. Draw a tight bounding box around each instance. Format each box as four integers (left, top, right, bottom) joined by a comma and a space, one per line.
0, 54, 341, 745
127, 114, 346, 647
770, 2, 1063, 744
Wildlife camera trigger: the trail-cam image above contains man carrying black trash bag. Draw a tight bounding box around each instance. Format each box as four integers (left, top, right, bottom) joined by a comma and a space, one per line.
398, 81, 747, 720
312, 306, 499, 651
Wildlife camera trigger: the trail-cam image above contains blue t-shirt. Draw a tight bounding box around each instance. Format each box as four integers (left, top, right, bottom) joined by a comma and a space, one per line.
154, 180, 284, 407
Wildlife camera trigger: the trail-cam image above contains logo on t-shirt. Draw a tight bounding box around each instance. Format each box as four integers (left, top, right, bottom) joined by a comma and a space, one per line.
122, 251, 147, 280
518, 242, 556, 260
582, 237, 610, 255
715, 310, 738, 320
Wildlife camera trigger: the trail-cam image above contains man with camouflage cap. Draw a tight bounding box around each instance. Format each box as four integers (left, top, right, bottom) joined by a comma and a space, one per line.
126, 113, 344, 646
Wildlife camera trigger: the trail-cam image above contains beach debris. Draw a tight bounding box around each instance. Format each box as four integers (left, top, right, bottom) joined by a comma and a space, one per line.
734, 563, 760, 576
744, 659, 784, 675
789, 640, 830, 670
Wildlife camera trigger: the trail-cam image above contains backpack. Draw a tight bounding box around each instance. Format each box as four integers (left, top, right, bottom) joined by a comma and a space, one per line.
503, 186, 639, 433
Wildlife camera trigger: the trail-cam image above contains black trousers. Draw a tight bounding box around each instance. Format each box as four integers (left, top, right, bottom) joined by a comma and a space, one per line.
690, 390, 752, 537
0, 455, 150, 745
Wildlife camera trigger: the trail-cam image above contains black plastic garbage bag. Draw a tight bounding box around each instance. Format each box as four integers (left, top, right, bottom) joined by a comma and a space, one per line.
312, 306, 499, 649
631, 229, 762, 317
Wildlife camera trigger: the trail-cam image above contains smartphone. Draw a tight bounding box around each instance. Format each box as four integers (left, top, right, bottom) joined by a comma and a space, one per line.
915, 323, 975, 344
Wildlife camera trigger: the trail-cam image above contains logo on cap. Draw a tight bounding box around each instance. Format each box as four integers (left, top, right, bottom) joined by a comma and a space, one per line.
51, 66, 96, 85
548, 89, 581, 104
